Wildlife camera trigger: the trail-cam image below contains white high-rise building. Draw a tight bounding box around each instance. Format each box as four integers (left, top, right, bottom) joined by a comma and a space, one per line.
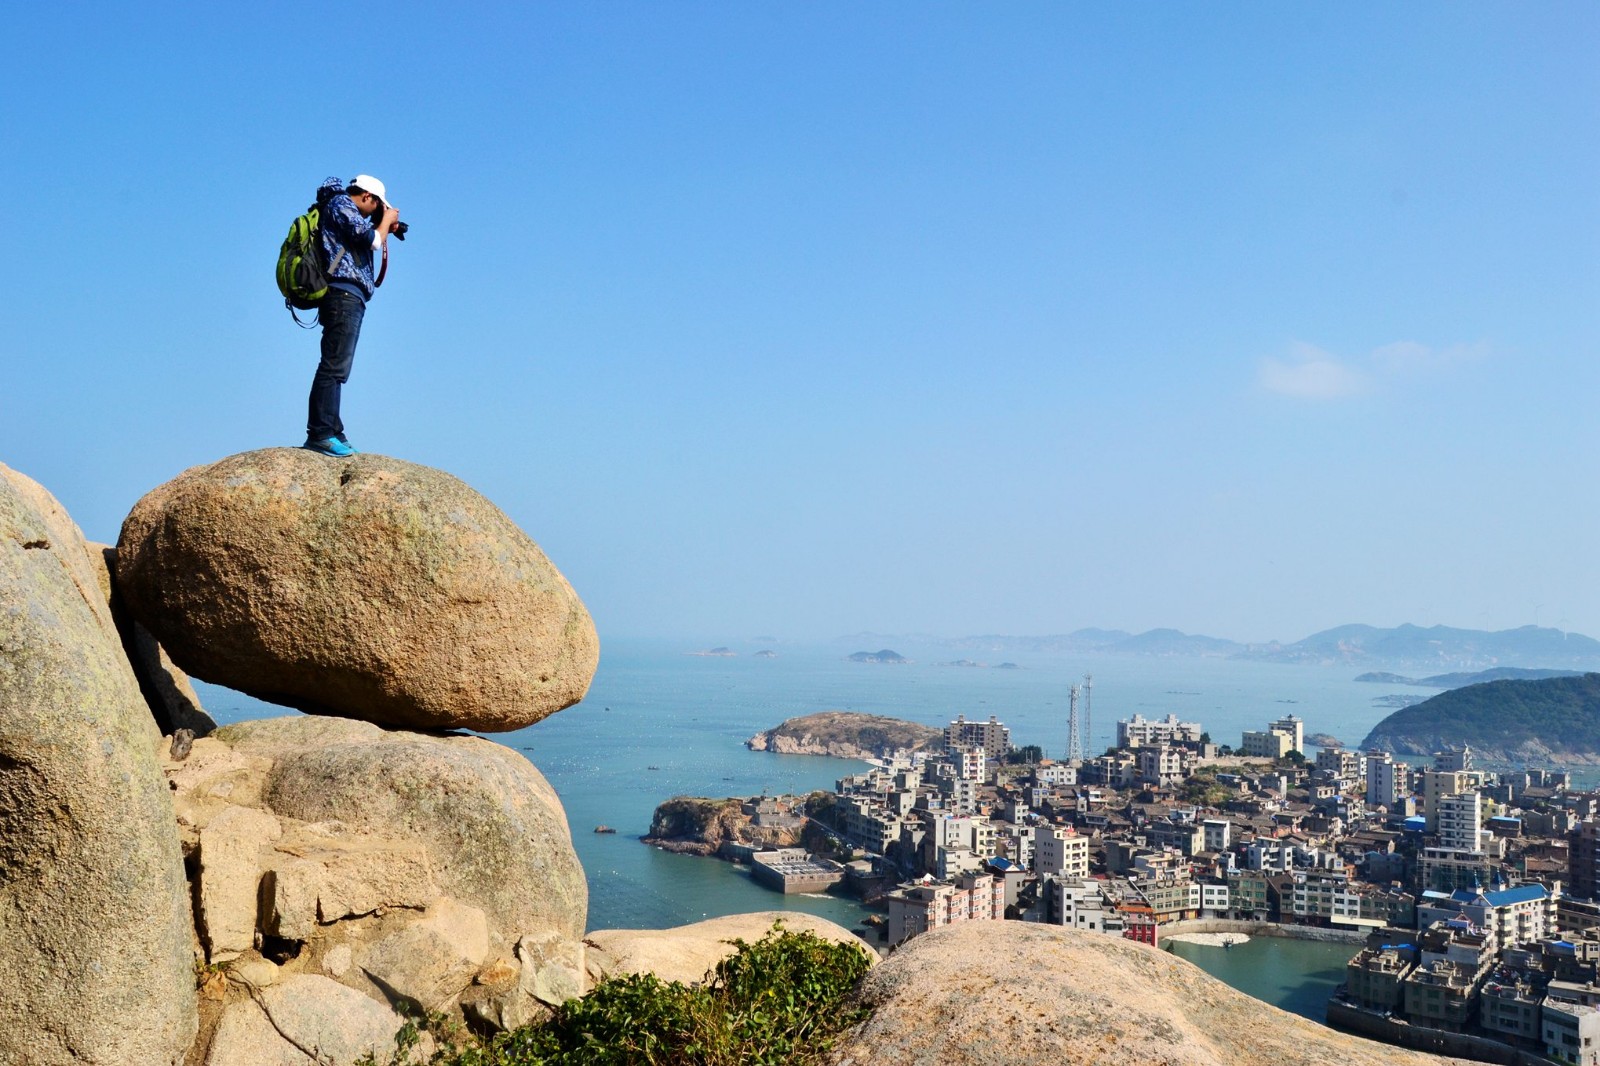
1437, 791, 1485, 854
1365, 752, 1407, 808
1270, 715, 1304, 756
1117, 713, 1203, 749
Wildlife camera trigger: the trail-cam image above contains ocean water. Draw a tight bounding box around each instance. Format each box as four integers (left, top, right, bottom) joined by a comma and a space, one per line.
195, 635, 1427, 1019
1166, 936, 1357, 1023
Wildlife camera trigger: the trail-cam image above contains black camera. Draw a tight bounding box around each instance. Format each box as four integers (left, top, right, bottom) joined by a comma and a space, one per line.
391, 220, 409, 241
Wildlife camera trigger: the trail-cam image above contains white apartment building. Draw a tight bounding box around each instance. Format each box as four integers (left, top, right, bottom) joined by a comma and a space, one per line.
1437, 791, 1486, 853
1365, 751, 1407, 808
1315, 747, 1363, 781
1034, 824, 1090, 879
1117, 713, 1202, 749
1200, 882, 1230, 917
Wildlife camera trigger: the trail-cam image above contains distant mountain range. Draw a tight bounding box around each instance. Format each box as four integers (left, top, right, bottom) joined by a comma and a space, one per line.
935, 623, 1600, 670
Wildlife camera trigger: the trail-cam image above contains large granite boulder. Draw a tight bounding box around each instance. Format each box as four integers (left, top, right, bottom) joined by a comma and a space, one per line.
827, 923, 1465, 1066
585, 911, 874, 988
168, 715, 587, 1044
0, 463, 197, 1065
115, 448, 599, 732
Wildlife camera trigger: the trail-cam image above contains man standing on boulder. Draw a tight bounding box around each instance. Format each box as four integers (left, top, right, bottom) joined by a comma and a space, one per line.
304, 175, 400, 458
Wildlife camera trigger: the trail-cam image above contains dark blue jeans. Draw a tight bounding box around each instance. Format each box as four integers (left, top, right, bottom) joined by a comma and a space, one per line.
307, 290, 366, 442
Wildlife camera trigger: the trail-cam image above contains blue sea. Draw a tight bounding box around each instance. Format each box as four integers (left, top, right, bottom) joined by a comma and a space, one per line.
200, 635, 1430, 941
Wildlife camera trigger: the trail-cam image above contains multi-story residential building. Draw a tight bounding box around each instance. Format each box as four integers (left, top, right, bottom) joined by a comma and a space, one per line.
1202, 818, 1232, 853
1420, 846, 1500, 893
1572, 819, 1600, 899
1034, 824, 1090, 879
1437, 791, 1486, 853
1290, 870, 1364, 925
1316, 747, 1363, 782
1241, 729, 1292, 760
1480, 972, 1542, 1042
1135, 746, 1187, 788
1199, 882, 1229, 916
885, 872, 1006, 946
1117, 713, 1202, 749
1227, 870, 1270, 919
840, 797, 908, 855
1136, 876, 1200, 923
1403, 959, 1482, 1032
1422, 770, 1474, 831
1050, 877, 1121, 935
1434, 745, 1475, 773
1270, 715, 1304, 756
945, 714, 1010, 761
1144, 819, 1205, 857
1419, 885, 1560, 951
1543, 999, 1600, 1066
1346, 944, 1416, 1011
1365, 751, 1408, 810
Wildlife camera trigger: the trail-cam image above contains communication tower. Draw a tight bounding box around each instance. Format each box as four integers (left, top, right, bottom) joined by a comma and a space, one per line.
1065, 684, 1082, 762
1082, 674, 1093, 757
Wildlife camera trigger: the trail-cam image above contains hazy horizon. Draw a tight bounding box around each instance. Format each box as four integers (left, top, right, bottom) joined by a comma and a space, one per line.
5, 6, 1595, 644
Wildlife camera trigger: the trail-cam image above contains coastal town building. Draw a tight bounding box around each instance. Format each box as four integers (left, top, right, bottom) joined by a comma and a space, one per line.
944, 714, 1010, 761
1240, 729, 1292, 760
1117, 713, 1202, 749
886, 873, 1005, 946
1365, 751, 1408, 809
1034, 824, 1090, 879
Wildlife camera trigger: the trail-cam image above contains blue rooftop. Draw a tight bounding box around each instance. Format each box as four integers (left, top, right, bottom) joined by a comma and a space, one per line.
1483, 884, 1547, 907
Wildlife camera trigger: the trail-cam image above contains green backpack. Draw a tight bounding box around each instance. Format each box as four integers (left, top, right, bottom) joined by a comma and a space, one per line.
275, 178, 348, 325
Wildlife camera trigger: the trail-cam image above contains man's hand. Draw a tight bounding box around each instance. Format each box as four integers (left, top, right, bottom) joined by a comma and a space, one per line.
378, 206, 400, 236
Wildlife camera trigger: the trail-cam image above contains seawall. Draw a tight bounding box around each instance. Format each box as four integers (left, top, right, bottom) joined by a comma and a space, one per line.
1160, 918, 1368, 944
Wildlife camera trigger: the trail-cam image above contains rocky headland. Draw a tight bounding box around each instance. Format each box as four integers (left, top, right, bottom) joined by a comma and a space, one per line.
746, 710, 944, 760
1360, 673, 1600, 765
642, 795, 807, 856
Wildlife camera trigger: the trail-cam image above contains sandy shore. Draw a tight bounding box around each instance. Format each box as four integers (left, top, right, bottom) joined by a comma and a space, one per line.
1164, 932, 1251, 947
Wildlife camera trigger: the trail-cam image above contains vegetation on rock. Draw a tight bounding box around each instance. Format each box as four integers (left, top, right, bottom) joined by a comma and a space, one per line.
362, 927, 872, 1066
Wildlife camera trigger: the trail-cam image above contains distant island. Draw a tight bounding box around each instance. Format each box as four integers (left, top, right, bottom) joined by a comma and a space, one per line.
746, 711, 943, 760
753, 649, 777, 659
934, 659, 1023, 669
1360, 673, 1600, 764
849, 649, 907, 664
1354, 666, 1585, 688
1307, 732, 1344, 748
688, 646, 737, 657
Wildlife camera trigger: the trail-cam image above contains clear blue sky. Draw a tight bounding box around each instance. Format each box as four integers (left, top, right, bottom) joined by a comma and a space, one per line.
3, 4, 1596, 643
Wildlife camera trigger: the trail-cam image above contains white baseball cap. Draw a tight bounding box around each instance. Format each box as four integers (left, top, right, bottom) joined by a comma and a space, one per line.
349, 174, 390, 208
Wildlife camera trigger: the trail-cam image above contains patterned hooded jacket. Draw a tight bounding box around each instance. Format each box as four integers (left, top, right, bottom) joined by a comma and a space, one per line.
317, 180, 381, 300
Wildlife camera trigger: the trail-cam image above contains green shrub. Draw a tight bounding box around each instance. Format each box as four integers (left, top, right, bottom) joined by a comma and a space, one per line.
376, 925, 872, 1066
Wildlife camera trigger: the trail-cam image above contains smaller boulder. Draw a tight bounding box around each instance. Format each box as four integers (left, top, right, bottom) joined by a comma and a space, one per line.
205, 975, 407, 1066
584, 911, 873, 988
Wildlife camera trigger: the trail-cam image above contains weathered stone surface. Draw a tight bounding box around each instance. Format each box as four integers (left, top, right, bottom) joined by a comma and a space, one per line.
198, 805, 283, 962
826, 922, 1468, 1066
221, 715, 587, 945
164, 714, 586, 1034
0, 463, 197, 1065
114, 448, 599, 732
90, 542, 215, 737
359, 897, 490, 1011
263, 821, 437, 941
205, 975, 404, 1066
585, 911, 872, 988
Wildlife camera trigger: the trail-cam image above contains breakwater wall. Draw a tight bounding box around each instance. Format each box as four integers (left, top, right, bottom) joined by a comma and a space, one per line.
1160, 919, 1367, 944
1326, 1002, 1548, 1066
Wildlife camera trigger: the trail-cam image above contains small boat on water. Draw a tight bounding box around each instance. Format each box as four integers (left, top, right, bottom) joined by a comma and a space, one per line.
1222, 935, 1237, 950
593, 825, 617, 834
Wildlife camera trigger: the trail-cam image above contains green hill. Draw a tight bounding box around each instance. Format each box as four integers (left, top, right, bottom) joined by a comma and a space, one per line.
1360, 673, 1600, 764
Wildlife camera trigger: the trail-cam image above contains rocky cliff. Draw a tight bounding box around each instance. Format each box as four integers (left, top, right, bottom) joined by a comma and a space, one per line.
642, 796, 805, 855
746, 710, 943, 759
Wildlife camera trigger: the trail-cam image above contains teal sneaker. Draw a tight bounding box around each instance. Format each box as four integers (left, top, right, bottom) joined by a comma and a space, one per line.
303, 437, 355, 457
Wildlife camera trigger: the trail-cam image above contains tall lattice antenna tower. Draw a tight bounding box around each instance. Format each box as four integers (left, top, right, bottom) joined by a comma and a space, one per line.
1082, 674, 1093, 757
1065, 684, 1082, 762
